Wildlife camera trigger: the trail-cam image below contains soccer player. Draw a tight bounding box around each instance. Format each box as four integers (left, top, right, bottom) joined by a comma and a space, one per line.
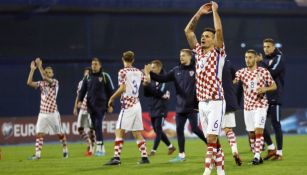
78, 58, 114, 156
73, 67, 95, 156
185, 1, 226, 174
222, 59, 242, 166
143, 60, 176, 156
26, 58, 68, 160
104, 51, 150, 165
259, 38, 285, 160
233, 49, 277, 165
144, 49, 207, 163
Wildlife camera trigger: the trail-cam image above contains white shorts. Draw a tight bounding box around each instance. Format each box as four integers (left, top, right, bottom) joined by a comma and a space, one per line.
222, 112, 236, 128
199, 100, 225, 137
36, 111, 63, 135
244, 107, 268, 132
116, 102, 143, 131
77, 109, 92, 128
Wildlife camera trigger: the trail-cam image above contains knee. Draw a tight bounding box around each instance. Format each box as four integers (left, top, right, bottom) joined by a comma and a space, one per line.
176, 127, 184, 136
255, 128, 264, 135
132, 131, 143, 140
115, 129, 125, 138
207, 135, 217, 143
78, 127, 84, 134
272, 120, 281, 128
58, 134, 65, 140
155, 123, 163, 131
249, 131, 255, 138
191, 126, 201, 133
224, 128, 232, 134
36, 133, 44, 138
95, 122, 102, 129
155, 128, 162, 136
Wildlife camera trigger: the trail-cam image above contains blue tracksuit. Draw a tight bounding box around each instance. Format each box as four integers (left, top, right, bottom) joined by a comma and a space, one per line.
222, 59, 242, 113
260, 48, 285, 150
78, 69, 114, 144
144, 69, 171, 150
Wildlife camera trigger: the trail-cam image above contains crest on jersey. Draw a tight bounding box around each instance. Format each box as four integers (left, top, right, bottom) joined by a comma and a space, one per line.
189, 71, 195, 76
99, 77, 103, 82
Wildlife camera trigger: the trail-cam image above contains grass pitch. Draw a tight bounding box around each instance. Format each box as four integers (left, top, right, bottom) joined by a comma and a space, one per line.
0, 135, 306, 175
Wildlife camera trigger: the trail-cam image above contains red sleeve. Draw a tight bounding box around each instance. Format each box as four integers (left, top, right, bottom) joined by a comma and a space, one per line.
118, 69, 126, 85
235, 69, 243, 82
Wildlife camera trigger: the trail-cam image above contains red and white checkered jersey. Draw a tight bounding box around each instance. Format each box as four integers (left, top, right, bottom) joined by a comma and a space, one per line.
235, 67, 275, 111
118, 67, 144, 109
37, 79, 59, 113
193, 43, 227, 101
77, 80, 87, 111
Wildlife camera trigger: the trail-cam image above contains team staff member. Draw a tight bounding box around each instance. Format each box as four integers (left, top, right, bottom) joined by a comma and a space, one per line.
259, 38, 285, 161
144, 60, 176, 156
78, 57, 114, 156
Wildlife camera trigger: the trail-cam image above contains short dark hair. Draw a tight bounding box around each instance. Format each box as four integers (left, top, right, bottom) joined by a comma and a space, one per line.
151, 59, 163, 68
122, 51, 135, 63
263, 38, 275, 45
92, 57, 102, 65
45, 66, 53, 70
203, 27, 216, 35
180, 49, 193, 56
245, 49, 258, 56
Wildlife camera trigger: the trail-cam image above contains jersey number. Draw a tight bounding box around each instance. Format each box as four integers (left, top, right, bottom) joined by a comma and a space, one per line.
132, 80, 138, 95
214, 120, 219, 129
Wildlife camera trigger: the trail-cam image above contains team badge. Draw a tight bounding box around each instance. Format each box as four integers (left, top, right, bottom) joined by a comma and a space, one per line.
189, 71, 195, 76
99, 77, 103, 82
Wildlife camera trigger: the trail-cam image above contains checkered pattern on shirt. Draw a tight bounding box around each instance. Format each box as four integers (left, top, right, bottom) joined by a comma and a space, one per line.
77, 80, 87, 111
193, 43, 226, 101
37, 79, 59, 113
118, 67, 144, 109
235, 67, 275, 111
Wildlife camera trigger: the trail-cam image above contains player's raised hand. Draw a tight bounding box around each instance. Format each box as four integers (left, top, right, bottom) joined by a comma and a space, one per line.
35, 58, 42, 67
30, 61, 37, 70
198, 3, 212, 15
211, 1, 219, 12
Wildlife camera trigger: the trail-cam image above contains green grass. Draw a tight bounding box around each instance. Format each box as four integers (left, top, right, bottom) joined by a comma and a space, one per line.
0, 135, 306, 175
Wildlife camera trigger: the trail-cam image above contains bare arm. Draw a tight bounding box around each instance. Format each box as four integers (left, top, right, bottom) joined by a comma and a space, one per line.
184, 3, 212, 49
108, 84, 126, 108
35, 58, 53, 84
211, 1, 224, 49
73, 95, 79, 116
184, 13, 201, 49
27, 61, 39, 88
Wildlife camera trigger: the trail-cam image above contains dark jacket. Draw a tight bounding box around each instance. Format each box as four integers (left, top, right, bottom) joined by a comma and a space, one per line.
260, 49, 285, 105
150, 62, 197, 114
78, 69, 114, 114
222, 59, 242, 112
144, 70, 169, 118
